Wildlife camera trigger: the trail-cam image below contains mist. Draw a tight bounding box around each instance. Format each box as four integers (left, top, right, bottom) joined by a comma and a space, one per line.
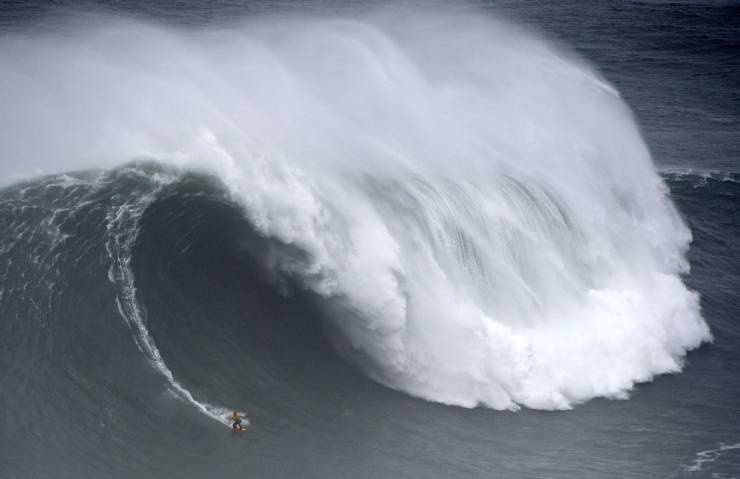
0, 9, 712, 410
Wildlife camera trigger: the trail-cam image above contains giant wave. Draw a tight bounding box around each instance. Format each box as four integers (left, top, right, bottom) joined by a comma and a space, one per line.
0, 9, 712, 414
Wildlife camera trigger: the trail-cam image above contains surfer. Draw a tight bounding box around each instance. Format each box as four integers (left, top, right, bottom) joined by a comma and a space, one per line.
229, 411, 246, 431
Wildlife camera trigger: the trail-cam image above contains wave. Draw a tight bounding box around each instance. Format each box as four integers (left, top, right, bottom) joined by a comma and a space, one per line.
660, 167, 740, 189
0, 9, 712, 411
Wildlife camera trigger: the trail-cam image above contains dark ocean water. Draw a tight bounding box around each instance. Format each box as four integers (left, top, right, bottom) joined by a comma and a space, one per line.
1, 2, 739, 479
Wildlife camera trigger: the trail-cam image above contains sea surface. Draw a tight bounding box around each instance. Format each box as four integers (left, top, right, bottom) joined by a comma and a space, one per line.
1, 1, 738, 478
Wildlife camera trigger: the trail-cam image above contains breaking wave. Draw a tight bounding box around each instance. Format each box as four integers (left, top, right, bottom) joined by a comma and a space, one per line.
0, 9, 711, 412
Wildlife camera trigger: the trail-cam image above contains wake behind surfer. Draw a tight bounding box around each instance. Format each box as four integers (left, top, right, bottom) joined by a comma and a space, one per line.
229, 411, 246, 431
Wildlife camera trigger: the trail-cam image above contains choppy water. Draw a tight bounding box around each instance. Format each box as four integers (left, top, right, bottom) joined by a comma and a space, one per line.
1, 2, 738, 478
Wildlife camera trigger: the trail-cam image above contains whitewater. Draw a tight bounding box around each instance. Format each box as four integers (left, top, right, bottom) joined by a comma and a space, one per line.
0, 9, 712, 413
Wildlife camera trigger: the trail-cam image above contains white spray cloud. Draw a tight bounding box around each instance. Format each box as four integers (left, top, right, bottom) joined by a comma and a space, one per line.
0, 9, 712, 409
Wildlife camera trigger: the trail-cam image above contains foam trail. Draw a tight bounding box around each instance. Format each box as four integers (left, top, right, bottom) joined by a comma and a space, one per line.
0, 10, 712, 410
102, 168, 232, 425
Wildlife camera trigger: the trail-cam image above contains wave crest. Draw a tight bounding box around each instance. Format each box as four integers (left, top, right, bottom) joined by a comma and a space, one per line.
0, 10, 712, 409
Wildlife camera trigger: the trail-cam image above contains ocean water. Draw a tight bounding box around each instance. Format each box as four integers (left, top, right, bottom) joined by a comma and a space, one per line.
0, 1, 738, 478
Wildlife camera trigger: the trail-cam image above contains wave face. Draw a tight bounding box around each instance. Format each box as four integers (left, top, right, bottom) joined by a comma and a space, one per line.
0, 11, 711, 411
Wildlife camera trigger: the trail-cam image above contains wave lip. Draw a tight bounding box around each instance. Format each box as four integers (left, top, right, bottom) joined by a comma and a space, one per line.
0, 9, 712, 410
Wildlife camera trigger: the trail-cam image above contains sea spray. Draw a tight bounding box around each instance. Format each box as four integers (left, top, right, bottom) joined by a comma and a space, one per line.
0, 9, 712, 410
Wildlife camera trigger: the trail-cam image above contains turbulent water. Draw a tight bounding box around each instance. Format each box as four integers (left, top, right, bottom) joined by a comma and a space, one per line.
1, 2, 739, 479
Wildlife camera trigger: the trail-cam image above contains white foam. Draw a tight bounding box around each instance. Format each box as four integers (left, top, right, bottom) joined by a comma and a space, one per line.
102, 168, 232, 426
682, 442, 740, 473
0, 9, 712, 410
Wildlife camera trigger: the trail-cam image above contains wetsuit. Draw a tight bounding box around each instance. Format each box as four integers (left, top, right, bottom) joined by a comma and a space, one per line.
230, 414, 242, 430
